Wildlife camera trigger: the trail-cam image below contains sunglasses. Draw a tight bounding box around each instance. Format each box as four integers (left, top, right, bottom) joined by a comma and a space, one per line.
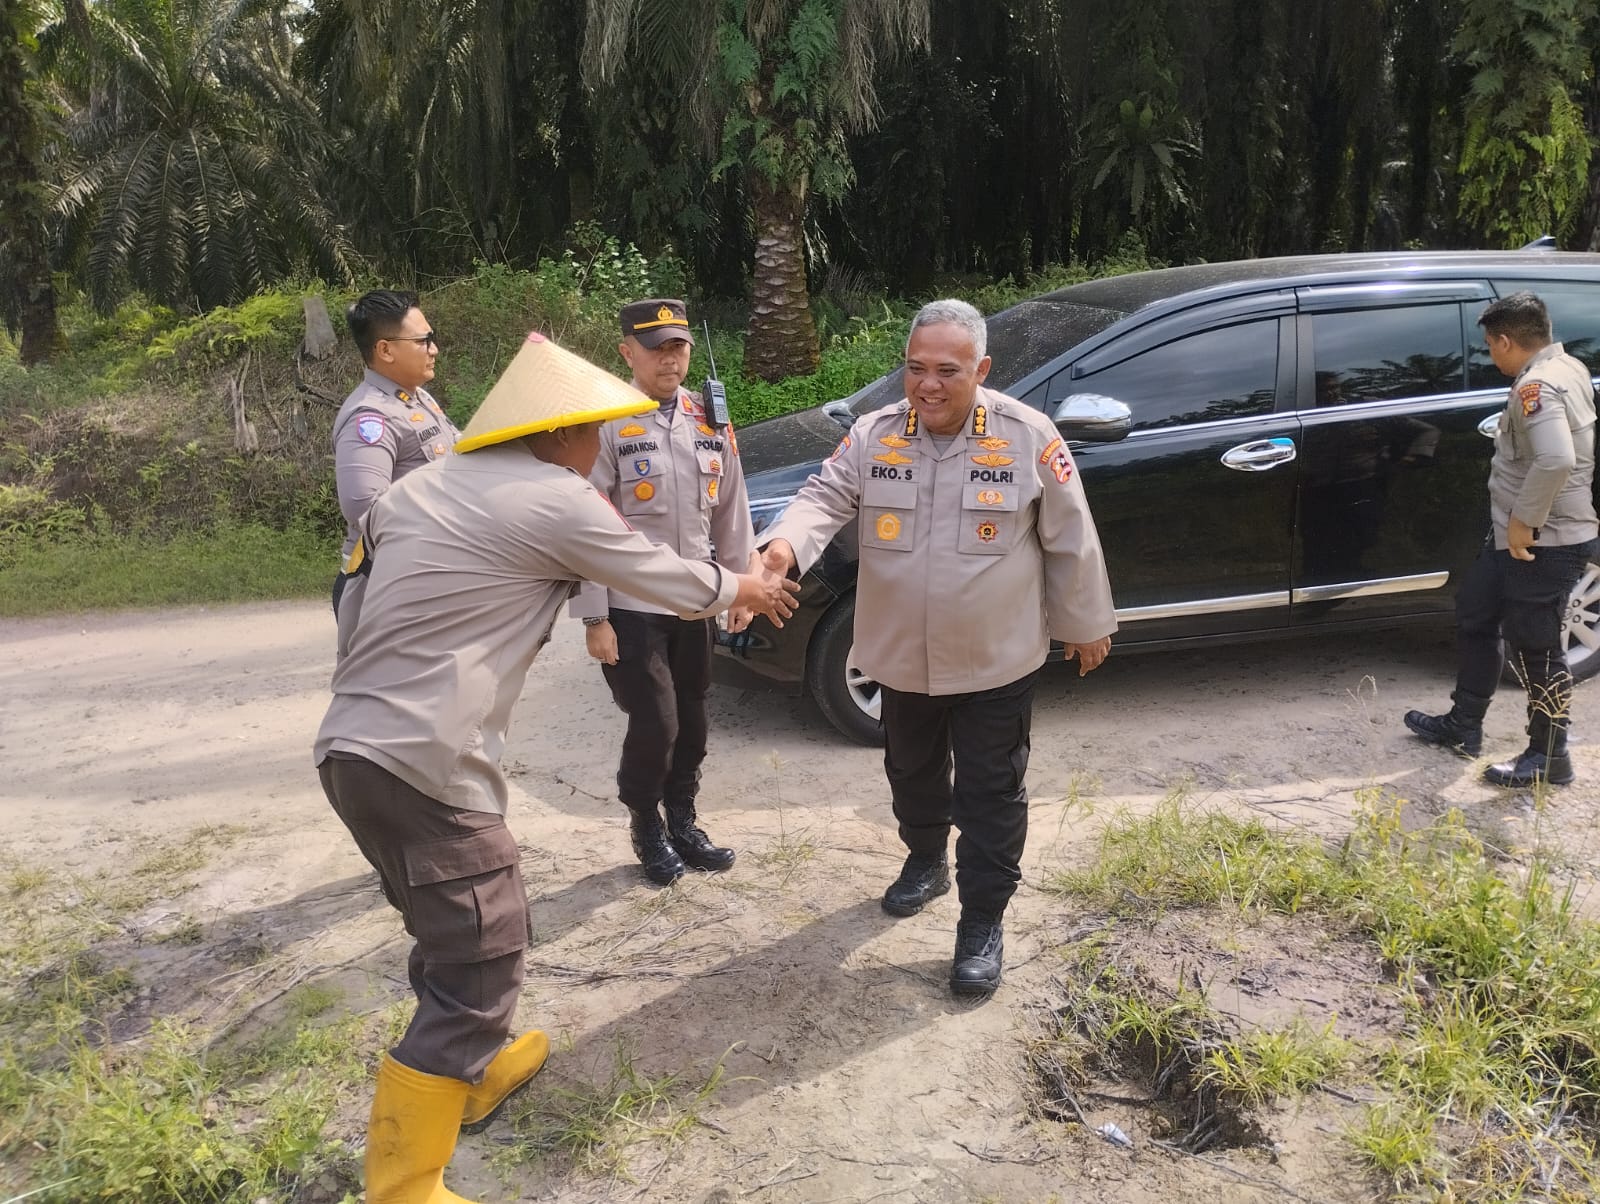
388, 331, 439, 350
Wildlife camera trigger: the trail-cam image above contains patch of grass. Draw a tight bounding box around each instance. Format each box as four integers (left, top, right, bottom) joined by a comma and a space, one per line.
1045, 792, 1600, 1200
0, 522, 332, 615
499, 1042, 731, 1176
0, 842, 385, 1202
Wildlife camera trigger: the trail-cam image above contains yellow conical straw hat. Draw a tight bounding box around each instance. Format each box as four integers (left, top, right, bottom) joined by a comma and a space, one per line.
455, 331, 658, 452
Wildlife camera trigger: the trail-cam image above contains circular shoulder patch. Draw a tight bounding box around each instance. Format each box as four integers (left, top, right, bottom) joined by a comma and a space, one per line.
356, 414, 386, 445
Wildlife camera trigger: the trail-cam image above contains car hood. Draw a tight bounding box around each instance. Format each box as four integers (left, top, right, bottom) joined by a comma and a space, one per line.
739, 404, 851, 479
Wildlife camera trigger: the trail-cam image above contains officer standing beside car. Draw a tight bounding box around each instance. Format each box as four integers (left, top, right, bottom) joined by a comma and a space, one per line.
570, 299, 762, 886
1405, 291, 1598, 787
760, 299, 1117, 996
330, 288, 459, 617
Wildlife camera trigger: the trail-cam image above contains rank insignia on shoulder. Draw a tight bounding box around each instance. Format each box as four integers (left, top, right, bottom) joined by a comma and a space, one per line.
1519, 382, 1543, 417
633, 481, 656, 502
876, 513, 902, 541
830, 435, 851, 461
976, 520, 999, 543
879, 434, 911, 448
977, 437, 1010, 451
356, 415, 386, 445
395, 389, 411, 403
874, 450, 914, 466
680, 394, 704, 416
619, 423, 646, 437
971, 405, 988, 436
971, 452, 1014, 468
903, 410, 919, 437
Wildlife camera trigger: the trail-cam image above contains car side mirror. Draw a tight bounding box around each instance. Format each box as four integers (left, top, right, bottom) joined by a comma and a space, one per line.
1049, 393, 1132, 443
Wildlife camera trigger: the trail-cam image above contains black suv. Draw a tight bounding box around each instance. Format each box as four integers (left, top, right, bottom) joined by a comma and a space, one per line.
714, 252, 1600, 744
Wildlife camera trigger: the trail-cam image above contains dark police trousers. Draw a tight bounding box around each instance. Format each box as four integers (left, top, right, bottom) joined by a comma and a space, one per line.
600, 609, 714, 812
318, 752, 526, 1083
880, 670, 1038, 919
1454, 538, 1598, 714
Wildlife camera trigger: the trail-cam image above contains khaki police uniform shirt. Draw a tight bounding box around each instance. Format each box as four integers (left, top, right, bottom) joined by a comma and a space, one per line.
1489, 342, 1598, 550
315, 443, 739, 816
570, 386, 755, 618
763, 388, 1118, 696
332, 369, 461, 558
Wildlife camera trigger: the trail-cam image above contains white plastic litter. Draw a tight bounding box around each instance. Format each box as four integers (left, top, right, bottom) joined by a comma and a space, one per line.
1096, 1121, 1133, 1148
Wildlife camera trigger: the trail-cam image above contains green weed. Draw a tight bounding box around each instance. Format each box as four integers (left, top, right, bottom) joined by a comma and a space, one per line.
497, 1042, 731, 1177
1046, 794, 1600, 1199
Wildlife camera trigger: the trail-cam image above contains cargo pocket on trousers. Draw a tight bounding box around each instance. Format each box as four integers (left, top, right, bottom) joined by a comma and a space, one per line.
404, 824, 528, 963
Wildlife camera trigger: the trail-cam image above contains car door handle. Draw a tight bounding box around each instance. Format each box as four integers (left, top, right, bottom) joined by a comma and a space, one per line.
1478, 413, 1501, 438
1220, 437, 1297, 472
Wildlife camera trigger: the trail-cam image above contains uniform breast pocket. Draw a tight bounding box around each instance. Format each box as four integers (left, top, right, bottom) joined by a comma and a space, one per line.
958, 484, 1021, 555
696, 448, 725, 508
619, 453, 668, 515
861, 478, 919, 552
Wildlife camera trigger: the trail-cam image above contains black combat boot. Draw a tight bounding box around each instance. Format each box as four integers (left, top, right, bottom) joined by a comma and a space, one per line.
1484, 708, 1574, 787
628, 807, 687, 885
1403, 688, 1490, 757
950, 914, 1004, 997
881, 852, 950, 917
664, 804, 735, 872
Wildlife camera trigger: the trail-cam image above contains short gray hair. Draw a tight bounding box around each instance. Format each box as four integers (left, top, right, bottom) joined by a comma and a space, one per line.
906, 298, 987, 360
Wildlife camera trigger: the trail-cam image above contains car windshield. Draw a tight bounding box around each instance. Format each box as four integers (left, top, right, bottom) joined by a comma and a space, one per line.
848, 299, 1127, 414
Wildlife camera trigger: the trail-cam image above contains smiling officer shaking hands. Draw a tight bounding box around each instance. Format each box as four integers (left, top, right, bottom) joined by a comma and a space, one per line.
760, 299, 1117, 997
570, 299, 763, 887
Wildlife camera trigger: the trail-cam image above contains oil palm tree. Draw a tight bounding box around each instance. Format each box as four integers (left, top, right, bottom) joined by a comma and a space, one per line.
47, 0, 356, 313
0, 0, 63, 362
585, 0, 929, 381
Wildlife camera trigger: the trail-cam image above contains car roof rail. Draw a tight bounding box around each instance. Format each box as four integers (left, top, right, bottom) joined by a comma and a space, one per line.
1521, 234, 1558, 250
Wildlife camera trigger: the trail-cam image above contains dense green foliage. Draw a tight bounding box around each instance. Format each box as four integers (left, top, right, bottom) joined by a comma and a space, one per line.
5, 0, 1600, 358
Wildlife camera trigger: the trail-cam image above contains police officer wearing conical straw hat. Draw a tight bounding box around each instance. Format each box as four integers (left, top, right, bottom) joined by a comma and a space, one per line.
314, 332, 799, 1204
571, 299, 761, 886
761, 299, 1117, 999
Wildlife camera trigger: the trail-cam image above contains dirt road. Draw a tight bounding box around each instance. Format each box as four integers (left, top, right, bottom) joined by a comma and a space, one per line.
6, 602, 1597, 1201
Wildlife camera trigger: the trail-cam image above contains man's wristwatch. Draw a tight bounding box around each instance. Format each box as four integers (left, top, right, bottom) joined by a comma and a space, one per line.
582, 616, 608, 628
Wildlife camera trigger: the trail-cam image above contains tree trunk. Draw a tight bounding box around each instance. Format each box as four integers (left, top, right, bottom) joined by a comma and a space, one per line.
1, 0, 62, 364
744, 174, 819, 382
17, 254, 60, 366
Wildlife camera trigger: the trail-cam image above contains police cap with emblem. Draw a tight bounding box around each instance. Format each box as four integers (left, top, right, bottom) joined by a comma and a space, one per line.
455, 332, 657, 453
620, 299, 696, 350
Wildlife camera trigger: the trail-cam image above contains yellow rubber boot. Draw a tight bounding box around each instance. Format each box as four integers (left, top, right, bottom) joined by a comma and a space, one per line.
365, 1054, 478, 1204
462, 1030, 550, 1130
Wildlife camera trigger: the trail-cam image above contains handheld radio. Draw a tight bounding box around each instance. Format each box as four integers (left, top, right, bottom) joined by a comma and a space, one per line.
701, 321, 731, 427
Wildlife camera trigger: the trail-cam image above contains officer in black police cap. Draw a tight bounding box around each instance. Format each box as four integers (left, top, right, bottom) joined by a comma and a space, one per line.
569, 298, 765, 884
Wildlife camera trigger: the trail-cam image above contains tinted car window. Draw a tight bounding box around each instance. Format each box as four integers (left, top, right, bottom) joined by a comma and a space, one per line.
849, 299, 1125, 414
1073, 319, 1278, 430
1491, 280, 1600, 376
1310, 304, 1466, 405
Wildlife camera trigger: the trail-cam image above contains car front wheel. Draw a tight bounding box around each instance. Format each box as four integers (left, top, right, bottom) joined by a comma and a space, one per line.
805, 593, 885, 746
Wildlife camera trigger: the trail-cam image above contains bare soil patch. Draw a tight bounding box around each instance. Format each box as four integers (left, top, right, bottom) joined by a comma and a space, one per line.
4, 602, 1600, 1201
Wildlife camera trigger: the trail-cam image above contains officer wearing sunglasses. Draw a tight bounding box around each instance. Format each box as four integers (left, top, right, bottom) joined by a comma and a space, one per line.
331, 289, 460, 618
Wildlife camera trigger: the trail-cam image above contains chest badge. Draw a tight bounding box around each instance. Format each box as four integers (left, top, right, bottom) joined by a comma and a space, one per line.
879, 434, 911, 449
971, 452, 1015, 468
619, 423, 646, 437
633, 480, 656, 502
977, 489, 1004, 506
977, 437, 1010, 451
876, 513, 902, 541
409, 412, 425, 423
633, 457, 651, 476
707, 478, 719, 502
698, 422, 717, 437
708, 457, 722, 474
976, 520, 999, 543
874, 450, 914, 466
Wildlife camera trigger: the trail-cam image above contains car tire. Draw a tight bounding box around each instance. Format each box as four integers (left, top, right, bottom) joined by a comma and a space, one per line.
805, 593, 885, 746
1504, 557, 1600, 685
